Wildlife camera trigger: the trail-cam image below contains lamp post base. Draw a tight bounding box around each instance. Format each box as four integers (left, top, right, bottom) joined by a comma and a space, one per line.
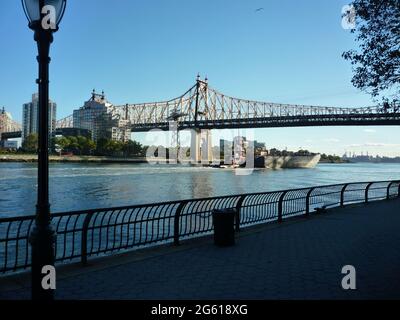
29, 224, 56, 300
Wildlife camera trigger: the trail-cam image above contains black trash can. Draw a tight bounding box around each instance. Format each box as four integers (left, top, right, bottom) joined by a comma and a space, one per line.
212, 208, 236, 247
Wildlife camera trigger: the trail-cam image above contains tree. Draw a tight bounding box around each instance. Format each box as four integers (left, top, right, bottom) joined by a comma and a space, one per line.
67, 136, 79, 154
96, 138, 109, 156
123, 140, 145, 157
95, 138, 146, 157
107, 140, 124, 156
343, 0, 400, 101
81, 137, 96, 155
22, 133, 38, 153
52, 136, 96, 155
95, 138, 122, 156
53, 136, 70, 154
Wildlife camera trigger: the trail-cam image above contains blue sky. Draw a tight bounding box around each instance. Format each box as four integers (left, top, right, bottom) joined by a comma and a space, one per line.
1, 0, 399, 156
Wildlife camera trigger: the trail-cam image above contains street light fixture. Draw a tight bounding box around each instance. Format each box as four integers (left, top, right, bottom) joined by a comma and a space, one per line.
21, 0, 67, 300
22, 0, 66, 28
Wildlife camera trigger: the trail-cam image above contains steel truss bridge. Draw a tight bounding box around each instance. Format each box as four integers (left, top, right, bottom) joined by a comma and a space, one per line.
83, 78, 400, 132
2, 78, 400, 141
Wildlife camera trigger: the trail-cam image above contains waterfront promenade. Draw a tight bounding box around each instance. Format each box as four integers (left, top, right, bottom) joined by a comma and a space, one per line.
1, 199, 400, 300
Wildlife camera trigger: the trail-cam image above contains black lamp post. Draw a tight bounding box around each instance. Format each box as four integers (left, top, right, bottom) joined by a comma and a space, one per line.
22, 0, 67, 300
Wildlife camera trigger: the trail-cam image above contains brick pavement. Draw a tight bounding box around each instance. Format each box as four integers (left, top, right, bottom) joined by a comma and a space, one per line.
1, 199, 400, 300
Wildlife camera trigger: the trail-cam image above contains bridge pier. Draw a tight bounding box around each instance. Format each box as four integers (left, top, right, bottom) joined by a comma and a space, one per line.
190, 129, 213, 163
201, 129, 213, 164
190, 129, 200, 163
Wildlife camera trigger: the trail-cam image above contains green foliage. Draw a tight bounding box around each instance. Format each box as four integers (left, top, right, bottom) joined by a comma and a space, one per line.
320, 153, 344, 163
55, 136, 70, 151
96, 138, 146, 157
83, 139, 96, 155
53, 135, 96, 155
296, 149, 311, 156
343, 0, 400, 101
122, 140, 146, 157
22, 133, 38, 153
52, 136, 146, 157
95, 138, 109, 156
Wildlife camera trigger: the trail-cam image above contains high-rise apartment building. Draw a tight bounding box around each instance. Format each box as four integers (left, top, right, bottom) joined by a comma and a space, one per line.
0, 107, 19, 135
22, 93, 57, 142
73, 90, 130, 142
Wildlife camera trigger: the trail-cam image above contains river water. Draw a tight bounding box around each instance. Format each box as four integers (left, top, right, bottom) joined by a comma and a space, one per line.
1, 162, 400, 218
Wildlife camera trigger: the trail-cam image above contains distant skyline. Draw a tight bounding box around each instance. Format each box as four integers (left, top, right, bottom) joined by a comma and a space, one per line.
1, 0, 399, 156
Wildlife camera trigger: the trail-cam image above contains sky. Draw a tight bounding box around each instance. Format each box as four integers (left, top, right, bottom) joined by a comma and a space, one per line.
0, 0, 399, 156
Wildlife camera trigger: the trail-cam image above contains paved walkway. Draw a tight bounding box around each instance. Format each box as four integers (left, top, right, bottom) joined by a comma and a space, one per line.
1, 199, 400, 300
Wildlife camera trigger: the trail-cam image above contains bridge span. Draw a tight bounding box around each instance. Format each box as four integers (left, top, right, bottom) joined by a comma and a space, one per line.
105, 78, 400, 161
2, 78, 399, 160
4, 78, 400, 135
109, 78, 400, 132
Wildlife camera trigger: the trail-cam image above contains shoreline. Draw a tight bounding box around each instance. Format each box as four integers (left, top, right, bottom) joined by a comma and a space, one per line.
318, 160, 350, 164
0, 154, 148, 164
1, 155, 397, 165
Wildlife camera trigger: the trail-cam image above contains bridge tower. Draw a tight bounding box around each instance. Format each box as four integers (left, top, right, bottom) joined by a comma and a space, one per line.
190, 75, 213, 163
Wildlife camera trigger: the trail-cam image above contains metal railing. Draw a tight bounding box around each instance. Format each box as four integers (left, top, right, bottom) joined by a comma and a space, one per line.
1, 180, 399, 274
